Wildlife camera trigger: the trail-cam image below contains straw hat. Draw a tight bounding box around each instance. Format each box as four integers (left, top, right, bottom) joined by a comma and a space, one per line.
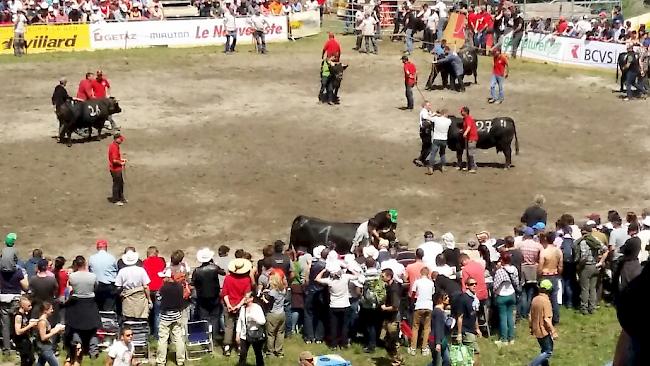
228, 258, 252, 274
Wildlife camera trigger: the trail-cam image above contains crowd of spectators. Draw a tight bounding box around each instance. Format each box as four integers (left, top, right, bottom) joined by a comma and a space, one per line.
0, 0, 325, 24
0, 0, 165, 24
0, 198, 648, 365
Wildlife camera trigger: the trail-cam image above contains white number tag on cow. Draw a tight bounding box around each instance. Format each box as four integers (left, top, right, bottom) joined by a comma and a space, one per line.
476, 120, 492, 133
88, 105, 101, 117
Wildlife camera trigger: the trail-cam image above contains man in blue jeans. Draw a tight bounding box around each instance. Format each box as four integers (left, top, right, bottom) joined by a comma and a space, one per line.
224, 8, 237, 53
489, 48, 509, 104
529, 279, 558, 366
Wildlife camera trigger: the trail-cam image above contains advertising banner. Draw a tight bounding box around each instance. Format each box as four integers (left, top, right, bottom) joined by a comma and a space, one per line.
289, 10, 320, 38
0, 24, 90, 55
501, 32, 625, 70
89, 16, 288, 50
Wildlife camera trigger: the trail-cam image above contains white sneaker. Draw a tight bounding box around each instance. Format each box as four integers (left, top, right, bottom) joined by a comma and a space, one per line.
494, 340, 505, 347
508, 340, 516, 345
114, 201, 124, 206
422, 348, 431, 356
407, 347, 416, 356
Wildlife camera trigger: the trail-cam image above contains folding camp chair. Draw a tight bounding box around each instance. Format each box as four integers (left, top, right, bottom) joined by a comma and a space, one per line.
185, 320, 214, 361
97, 311, 120, 350
124, 320, 150, 363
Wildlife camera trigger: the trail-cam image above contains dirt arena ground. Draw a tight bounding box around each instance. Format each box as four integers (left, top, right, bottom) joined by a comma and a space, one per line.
1, 31, 648, 261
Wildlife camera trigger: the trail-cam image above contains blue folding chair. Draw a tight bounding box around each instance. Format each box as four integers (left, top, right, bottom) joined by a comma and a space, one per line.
186, 320, 213, 361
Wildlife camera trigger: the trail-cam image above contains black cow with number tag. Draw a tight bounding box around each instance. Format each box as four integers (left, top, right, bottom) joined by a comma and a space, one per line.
58, 97, 122, 146
447, 116, 519, 168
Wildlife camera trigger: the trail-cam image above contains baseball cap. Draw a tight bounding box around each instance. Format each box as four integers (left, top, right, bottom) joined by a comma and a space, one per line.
523, 227, 535, 237
539, 279, 553, 291
388, 209, 398, 223
96, 239, 108, 249
532, 222, 546, 230
5, 233, 17, 247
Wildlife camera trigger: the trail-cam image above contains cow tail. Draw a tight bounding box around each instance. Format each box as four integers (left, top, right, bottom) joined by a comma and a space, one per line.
514, 120, 520, 155
616, 64, 619, 82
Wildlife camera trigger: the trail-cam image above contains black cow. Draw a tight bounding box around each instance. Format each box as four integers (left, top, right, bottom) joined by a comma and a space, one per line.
330, 63, 348, 104
447, 116, 519, 168
426, 47, 479, 90
58, 97, 122, 146
289, 215, 396, 254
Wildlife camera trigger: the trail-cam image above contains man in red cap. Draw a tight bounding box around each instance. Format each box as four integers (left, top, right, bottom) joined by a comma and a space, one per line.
321, 32, 341, 62
108, 133, 127, 206
89, 239, 118, 311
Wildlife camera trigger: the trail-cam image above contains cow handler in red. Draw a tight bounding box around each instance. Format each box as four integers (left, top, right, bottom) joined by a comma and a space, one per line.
91, 69, 118, 130
460, 106, 478, 173
108, 133, 127, 206
402, 55, 417, 110
322, 32, 341, 62
76, 72, 95, 101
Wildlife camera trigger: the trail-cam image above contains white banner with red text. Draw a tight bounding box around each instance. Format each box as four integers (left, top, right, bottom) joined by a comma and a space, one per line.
501, 32, 627, 70
89, 16, 288, 49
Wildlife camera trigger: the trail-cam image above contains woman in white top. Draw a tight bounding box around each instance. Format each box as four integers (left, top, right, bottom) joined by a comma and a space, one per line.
236, 292, 266, 366
315, 262, 358, 349
492, 253, 519, 345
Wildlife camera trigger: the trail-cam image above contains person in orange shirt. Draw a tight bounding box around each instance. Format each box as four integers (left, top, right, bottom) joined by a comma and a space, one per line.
107, 134, 127, 206
269, 0, 282, 16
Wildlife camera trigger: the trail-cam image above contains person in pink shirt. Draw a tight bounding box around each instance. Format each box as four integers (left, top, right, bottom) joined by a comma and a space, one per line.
460, 253, 488, 302
518, 226, 543, 318
405, 249, 426, 297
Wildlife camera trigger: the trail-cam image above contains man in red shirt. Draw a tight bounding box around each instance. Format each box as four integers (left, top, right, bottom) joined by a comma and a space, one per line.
91, 70, 117, 130
459, 253, 488, 301
321, 32, 341, 62
142, 246, 166, 338
76, 72, 95, 101
555, 16, 568, 34
460, 106, 478, 173
402, 55, 417, 110
489, 48, 509, 104
108, 133, 127, 206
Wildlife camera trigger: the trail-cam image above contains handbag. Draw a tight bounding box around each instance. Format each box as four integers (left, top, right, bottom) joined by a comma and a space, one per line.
449, 343, 473, 366
244, 307, 266, 342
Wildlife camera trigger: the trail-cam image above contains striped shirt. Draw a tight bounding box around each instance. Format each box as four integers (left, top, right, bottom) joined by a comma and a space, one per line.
159, 310, 181, 322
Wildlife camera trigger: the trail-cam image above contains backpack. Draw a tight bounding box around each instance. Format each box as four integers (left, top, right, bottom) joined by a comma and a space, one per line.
449, 343, 473, 366
560, 236, 577, 264
360, 275, 386, 309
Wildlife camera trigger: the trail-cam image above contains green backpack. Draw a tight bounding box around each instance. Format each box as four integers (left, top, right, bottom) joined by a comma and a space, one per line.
360, 275, 386, 309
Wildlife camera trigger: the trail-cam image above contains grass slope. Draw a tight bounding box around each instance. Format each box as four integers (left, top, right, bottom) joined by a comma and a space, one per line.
0, 306, 618, 366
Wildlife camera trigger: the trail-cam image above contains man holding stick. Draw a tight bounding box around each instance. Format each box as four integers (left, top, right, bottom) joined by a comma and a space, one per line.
460, 106, 478, 173
401, 55, 417, 110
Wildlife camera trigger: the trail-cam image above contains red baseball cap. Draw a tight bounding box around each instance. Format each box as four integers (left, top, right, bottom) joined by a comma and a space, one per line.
96, 239, 108, 249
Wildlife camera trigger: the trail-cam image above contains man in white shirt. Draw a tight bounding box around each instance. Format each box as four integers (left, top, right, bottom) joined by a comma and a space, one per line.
12, 9, 27, 57
426, 108, 451, 174
353, 7, 364, 51
106, 327, 135, 366
223, 7, 237, 53
433, 0, 447, 41
351, 220, 371, 252
248, 10, 269, 54
361, 12, 377, 54
636, 217, 650, 263
425, 9, 439, 52
418, 231, 443, 268
414, 101, 433, 167
575, 15, 592, 38
380, 248, 406, 283
409, 266, 434, 355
